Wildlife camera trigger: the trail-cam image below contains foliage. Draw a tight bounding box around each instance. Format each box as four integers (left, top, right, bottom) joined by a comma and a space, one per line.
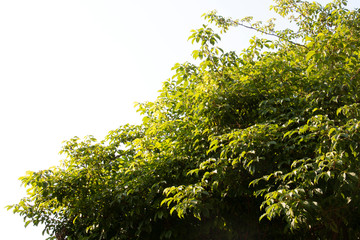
8, 0, 360, 239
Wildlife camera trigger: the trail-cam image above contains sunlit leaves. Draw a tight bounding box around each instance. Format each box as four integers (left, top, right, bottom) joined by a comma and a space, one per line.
9, 0, 360, 239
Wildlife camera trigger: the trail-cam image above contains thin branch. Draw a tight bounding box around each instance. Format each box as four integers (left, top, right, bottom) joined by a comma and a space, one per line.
236, 22, 308, 49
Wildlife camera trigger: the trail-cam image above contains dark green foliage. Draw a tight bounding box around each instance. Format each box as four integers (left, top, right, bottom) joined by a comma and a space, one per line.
9, 0, 360, 239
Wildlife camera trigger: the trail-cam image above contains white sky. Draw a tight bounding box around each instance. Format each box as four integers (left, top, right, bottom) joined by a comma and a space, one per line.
1, 0, 358, 239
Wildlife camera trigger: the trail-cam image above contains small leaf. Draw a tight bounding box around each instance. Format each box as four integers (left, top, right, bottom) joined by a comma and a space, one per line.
306, 51, 316, 61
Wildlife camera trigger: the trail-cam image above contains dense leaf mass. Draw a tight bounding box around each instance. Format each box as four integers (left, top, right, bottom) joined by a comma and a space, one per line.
9, 0, 360, 239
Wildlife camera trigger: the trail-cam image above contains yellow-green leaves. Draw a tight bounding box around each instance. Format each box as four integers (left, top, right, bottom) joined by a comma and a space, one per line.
306, 50, 316, 61
10, 1, 360, 239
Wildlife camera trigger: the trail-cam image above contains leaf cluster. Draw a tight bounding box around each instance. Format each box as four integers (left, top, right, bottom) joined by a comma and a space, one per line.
9, 0, 360, 239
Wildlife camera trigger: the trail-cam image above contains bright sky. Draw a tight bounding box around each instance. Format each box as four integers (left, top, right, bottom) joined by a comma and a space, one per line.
1, 0, 358, 239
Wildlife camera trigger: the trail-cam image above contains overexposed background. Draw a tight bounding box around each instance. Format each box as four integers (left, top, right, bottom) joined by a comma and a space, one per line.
1, 0, 358, 239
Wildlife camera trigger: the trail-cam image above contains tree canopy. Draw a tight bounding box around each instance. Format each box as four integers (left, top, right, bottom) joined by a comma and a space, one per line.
9, 0, 360, 239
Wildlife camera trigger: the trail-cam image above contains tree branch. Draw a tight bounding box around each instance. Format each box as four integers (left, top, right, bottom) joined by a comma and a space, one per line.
236, 22, 308, 49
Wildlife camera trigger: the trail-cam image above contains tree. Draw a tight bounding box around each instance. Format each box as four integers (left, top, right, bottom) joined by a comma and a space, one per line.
9, 0, 360, 239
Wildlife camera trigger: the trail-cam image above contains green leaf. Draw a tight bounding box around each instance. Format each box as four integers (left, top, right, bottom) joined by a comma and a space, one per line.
306, 51, 316, 61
